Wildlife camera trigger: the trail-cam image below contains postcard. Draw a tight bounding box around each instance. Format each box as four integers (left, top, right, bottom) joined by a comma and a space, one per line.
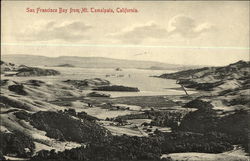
1, 1, 249, 161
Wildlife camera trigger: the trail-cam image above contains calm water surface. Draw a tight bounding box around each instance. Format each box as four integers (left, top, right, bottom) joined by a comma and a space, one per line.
3, 67, 193, 97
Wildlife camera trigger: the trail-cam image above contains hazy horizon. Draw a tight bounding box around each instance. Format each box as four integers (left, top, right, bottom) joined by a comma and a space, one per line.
2, 53, 248, 67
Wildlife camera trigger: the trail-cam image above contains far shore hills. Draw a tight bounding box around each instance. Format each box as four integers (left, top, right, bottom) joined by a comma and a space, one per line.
2, 54, 203, 70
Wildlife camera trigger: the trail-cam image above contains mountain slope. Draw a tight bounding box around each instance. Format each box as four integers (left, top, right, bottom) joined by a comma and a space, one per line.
158, 60, 250, 91
1, 61, 60, 76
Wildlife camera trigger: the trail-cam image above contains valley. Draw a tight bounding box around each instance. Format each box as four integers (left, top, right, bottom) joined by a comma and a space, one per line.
0, 59, 249, 161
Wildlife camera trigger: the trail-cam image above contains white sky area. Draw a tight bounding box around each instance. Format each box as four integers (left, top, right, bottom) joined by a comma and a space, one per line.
1, 1, 249, 65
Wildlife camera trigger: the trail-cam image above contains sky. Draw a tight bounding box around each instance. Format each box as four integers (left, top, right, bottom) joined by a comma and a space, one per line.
1, 1, 249, 66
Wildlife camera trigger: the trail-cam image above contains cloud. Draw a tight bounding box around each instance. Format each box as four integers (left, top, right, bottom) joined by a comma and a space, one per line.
110, 15, 215, 44
108, 22, 168, 44
19, 21, 92, 42
168, 15, 215, 38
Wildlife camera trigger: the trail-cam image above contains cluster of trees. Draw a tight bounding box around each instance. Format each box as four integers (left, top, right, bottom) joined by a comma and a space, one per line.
61, 109, 98, 122
0, 130, 35, 158
30, 100, 249, 160
31, 129, 236, 161
157, 131, 233, 154
148, 110, 187, 129
32, 135, 163, 161
219, 109, 250, 153
5, 98, 249, 160
179, 108, 250, 153
1, 128, 237, 161
29, 111, 111, 143
113, 109, 189, 130
0, 151, 6, 160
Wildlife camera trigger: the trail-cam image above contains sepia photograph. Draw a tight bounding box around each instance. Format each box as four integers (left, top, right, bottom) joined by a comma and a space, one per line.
1, 1, 249, 161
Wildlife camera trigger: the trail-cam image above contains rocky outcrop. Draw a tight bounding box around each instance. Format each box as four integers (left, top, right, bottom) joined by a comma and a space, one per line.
93, 85, 139, 92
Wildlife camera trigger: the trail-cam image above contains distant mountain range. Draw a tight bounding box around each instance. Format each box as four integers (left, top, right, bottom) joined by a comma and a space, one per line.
1, 54, 201, 70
